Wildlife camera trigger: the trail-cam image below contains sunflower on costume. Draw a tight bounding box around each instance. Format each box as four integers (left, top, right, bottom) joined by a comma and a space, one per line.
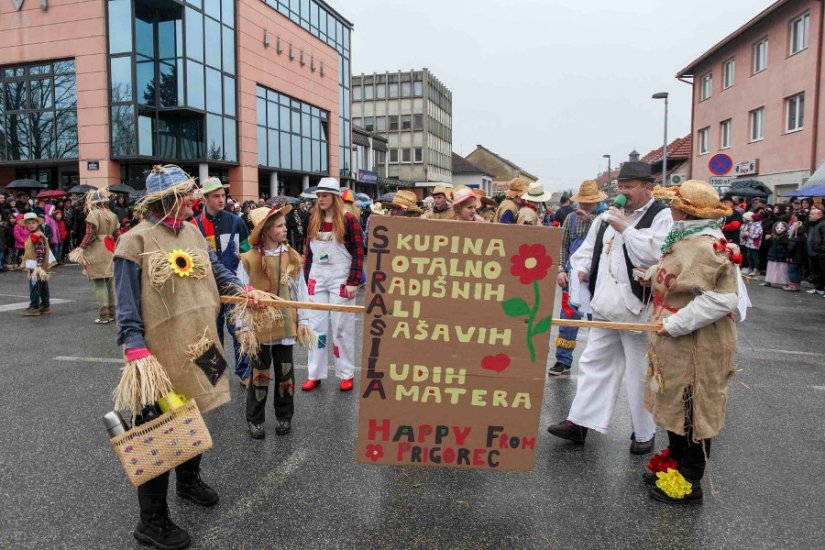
168, 249, 195, 277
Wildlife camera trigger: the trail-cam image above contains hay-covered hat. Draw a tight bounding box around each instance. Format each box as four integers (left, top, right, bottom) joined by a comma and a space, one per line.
571, 180, 607, 204
85, 188, 111, 210
248, 205, 292, 246
653, 180, 732, 219
137, 165, 196, 212
391, 190, 422, 214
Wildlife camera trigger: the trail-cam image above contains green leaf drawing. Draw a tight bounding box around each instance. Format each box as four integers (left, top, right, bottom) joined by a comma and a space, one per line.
533, 316, 553, 335
502, 297, 530, 317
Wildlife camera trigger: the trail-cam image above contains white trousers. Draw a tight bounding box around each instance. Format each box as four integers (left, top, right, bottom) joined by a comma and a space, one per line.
567, 327, 656, 441
306, 269, 356, 381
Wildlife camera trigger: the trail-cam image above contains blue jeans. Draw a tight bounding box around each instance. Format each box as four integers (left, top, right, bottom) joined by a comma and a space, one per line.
555, 290, 586, 367
29, 279, 50, 309
788, 263, 802, 284
745, 247, 760, 271
217, 303, 249, 380
52, 243, 63, 261
0, 250, 5, 270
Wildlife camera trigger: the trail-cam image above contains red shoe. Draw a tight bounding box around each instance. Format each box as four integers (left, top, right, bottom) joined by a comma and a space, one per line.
301, 379, 321, 391
339, 378, 354, 392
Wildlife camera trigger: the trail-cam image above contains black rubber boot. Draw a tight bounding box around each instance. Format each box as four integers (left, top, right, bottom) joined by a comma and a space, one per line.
176, 454, 219, 507
135, 475, 191, 549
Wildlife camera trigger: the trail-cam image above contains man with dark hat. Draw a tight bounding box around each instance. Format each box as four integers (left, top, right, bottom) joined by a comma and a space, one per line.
546, 161, 671, 455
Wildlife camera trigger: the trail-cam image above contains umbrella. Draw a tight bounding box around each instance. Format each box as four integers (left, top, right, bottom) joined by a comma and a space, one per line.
300, 186, 318, 199
35, 189, 67, 199
5, 179, 47, 190
108, 183, 137, 194
68, 184, 97, 194
781, 185, 825, 197
730, 179, 772, 197
269, 195, 301, 206
726, 187, 770, 198
377, 192, 396, 203
355, 192, 371, 202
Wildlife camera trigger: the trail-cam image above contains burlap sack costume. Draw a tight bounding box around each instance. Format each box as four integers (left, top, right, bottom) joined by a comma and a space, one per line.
84, 208, 119, 280
22, 229, 56, 275
494, 178, 527, 223
115, 221, 230, 413
645, 184, 739, 442
240, 246, 303, 343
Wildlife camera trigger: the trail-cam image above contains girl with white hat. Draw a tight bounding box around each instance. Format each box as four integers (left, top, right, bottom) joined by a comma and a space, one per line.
302, 178, 364, 392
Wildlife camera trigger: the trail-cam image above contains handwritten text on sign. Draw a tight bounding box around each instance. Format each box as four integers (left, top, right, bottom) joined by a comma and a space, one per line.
356, 217, 562, 471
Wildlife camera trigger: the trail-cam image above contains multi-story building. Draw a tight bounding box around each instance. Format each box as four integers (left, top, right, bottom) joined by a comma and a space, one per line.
677, 0, 824, 197
351, 125, 389, 198
0, 0, 353, 199
351, 68, 453, 190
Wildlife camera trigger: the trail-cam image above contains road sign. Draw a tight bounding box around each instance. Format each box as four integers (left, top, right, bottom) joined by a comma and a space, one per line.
709, 177, 732, 187
709, 153, 732, 175
734, 159, 759, 176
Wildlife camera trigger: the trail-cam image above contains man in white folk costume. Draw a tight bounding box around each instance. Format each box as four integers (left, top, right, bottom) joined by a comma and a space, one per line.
546, 161, 672, 454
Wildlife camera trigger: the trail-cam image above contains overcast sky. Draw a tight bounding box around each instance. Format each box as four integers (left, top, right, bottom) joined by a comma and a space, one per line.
337, 0, 776, 191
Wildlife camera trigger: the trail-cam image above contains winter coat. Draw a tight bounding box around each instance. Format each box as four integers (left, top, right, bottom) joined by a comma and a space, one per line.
741, 221, 763, 249
44, 205, 60, 245
807, 219, 825, 257
13, 215, 29, 250
766, 235, 789, 262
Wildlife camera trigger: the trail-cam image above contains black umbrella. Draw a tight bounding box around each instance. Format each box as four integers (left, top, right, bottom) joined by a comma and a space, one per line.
5, 179, 47, 190
108, 183, 137, 194
731, 179, 772, 197
68, 184, 97, 194
728, 187, 770, 198
377, 192, 396, 203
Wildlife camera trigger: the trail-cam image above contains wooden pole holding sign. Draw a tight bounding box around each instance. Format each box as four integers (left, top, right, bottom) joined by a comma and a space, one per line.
219, 296, 660, 332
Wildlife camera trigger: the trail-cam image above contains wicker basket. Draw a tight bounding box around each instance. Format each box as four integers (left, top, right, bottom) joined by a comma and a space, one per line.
110, 400, 213, 487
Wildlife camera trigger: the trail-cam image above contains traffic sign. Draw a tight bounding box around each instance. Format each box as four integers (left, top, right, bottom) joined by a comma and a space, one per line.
709, 153, 732, 175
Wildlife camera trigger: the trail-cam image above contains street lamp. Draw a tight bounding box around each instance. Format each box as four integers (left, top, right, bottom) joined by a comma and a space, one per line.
602, 154, 611, 190
652, 92, 669, 185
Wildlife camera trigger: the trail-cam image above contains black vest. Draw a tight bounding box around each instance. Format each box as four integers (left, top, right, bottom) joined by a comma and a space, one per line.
588, 200, 667, 304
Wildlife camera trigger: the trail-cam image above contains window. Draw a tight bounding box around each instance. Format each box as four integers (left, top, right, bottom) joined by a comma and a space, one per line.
389, 148, 398, 163
400, 114, 411, 130
388, 115, 399, 131
364, 116, 374, 131
720, 119, 732, 149
413, 81, 423, 96
750, 107, 765, 141
375, 116, 386, 131
413, 114, 423, 130
414, 147, 423, 162
698, 127, 710, 155
401, 82, 411, 97
723, 59, 735, 89
388, 82, 399, 97
364, 84, 374, 100
375, 84, 385, 99
789, 13, 810, 55
753, 38, 768, 73
700, 73, 712, 101
786, 93, 804, 132
401, 148, 411, 162
352, 85, 361, 101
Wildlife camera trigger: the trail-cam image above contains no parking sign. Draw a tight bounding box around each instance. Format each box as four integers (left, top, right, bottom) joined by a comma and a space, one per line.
709, 153, 732, 176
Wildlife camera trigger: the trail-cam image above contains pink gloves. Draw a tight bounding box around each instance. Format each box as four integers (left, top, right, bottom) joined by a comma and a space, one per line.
125, 347, 151, 362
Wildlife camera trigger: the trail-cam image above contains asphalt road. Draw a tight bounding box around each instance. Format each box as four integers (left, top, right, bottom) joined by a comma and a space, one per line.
0, 265, 823, 549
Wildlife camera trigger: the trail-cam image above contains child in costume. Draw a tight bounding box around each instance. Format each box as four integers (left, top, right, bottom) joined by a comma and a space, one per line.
762, 221, 790, 288
113, 165, 254, 549
20, 212, 55, 316
644, 180, 745, 505
69, 189, 120, 324
236, 205, 313, 439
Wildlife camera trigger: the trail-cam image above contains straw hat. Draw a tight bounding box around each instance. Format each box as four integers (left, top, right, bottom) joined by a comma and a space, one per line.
473, 188, 496, 207
452, 187, 479, 208
652, 180, 732, 219
85, 187, 111, 210
248, 205, 293, 246
504, 177, 528, 199
199, 177, 229, 196
521, 181, 553, 203
571, 180, 607, 204
391, 190, 422, 214
432, 185, 453, 199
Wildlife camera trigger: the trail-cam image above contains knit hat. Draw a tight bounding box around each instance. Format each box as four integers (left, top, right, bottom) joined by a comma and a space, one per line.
653, 180, 732, 220
504, 177, 528, 199
248, 205, 292, 246
391, 190, 422, 214
571, 180, 607, 204
136, 165, 196, 213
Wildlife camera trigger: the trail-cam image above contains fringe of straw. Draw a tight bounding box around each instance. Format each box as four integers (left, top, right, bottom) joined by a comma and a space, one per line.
30, 266, 51, 282
237, 330, 261, 359
67, 247, 89, 266
297, 325, 318, 350
185, 328, 212, 362
112, 355, 174, 422
227, 286, 284, 334
134, 179, 196, 216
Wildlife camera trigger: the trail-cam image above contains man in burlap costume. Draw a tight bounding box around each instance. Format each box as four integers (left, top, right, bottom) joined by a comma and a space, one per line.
494, 177, 527, 223
114, 165, 249, 550
422, 185, 455, 220
518, 181, 552, 225
642, 180, 742, 505
389, 189, 423, 217
71, 189, 120, 324
237, 205, 312, 439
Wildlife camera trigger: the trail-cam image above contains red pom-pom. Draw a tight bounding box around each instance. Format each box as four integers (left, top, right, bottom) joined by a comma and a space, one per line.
552, 221, 560, 227
647, 448, 678, 473
729, 253, 743, 265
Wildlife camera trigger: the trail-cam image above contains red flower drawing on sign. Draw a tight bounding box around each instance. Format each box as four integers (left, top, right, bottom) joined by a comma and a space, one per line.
510, 244, 553, 285
365, 444, 384, 462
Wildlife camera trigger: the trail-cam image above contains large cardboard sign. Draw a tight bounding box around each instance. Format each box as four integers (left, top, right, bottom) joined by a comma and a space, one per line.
356, 217, 562, 471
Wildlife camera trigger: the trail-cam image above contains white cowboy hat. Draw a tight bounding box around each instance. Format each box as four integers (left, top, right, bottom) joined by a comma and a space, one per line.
316, 177, 342, 196
521, 181, 553, 203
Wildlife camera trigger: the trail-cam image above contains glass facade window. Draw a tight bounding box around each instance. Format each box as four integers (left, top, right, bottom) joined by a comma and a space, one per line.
107, 0, 237, 162
256, 84, 328, 174
0, 59, 78, 161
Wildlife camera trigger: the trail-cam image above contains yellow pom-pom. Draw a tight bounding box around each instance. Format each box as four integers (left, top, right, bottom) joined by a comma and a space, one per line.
655, 468, 693, 499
